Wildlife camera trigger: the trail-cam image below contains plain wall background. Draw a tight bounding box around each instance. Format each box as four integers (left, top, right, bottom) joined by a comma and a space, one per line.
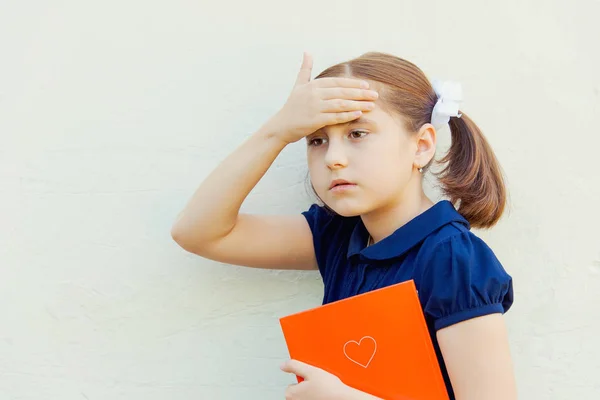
1, 0, 599, 399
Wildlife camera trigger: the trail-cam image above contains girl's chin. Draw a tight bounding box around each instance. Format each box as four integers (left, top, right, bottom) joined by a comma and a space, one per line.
324, 201, 366, 218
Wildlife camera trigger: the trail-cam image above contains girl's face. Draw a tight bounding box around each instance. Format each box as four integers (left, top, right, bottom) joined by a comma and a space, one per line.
307, 100, 429, 217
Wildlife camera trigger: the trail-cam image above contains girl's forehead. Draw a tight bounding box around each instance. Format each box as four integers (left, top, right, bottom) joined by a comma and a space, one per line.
367, 104, 404, 128
367, 104, 390, 118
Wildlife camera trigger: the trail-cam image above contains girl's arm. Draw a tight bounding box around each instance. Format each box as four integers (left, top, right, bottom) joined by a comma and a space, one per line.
171, 53, 377, 269
171, 127, 319, 270
437, 313, 517, 400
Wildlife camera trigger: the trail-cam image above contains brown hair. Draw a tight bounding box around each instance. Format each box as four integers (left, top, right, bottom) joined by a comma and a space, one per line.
308, 51, 507, 229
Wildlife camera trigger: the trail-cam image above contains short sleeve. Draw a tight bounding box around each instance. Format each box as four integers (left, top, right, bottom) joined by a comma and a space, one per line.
301, 204, 338, 278
418, 231, 514, 331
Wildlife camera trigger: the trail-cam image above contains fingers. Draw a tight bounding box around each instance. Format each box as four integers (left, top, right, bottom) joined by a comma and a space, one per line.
318, 87, 379, 101
318, 110, 364, 126
320, 99, 375, 113
315, 84, 377, 125
280, 359, 313, 378
294, 52, 313, 87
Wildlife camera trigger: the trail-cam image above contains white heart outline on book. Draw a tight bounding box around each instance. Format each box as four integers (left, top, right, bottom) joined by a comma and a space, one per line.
343, 336, 377, 368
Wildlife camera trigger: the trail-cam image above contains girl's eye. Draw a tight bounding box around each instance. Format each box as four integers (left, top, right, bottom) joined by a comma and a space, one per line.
349, 130, 369, 139
308, 131, 368, 147
308, 137, 327, 147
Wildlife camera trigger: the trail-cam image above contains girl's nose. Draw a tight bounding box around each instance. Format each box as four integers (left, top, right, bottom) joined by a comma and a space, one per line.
324, 141, 348, 169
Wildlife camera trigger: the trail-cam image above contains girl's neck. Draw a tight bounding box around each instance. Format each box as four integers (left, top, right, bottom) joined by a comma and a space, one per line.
361, 192, 434, 245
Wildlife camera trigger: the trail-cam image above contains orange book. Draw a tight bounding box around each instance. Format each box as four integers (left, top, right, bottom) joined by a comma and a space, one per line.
279, 280, 449, 400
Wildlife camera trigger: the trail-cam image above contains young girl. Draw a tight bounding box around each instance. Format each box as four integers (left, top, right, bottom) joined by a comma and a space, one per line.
171, 51, 517, 400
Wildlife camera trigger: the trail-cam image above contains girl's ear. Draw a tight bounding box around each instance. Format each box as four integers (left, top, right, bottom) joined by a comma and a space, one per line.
414, 123, 437, 169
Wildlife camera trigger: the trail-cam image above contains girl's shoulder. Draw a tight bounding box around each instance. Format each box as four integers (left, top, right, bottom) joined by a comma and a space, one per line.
419, 221, 507, 276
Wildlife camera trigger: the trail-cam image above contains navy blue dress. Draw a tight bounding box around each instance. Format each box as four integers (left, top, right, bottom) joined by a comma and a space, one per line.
301, 200, 514, 400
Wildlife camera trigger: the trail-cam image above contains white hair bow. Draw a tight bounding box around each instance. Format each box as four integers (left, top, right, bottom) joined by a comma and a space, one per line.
430, 79, 463, 132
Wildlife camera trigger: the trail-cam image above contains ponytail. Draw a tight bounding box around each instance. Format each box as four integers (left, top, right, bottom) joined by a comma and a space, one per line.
435, 113, 507, 229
